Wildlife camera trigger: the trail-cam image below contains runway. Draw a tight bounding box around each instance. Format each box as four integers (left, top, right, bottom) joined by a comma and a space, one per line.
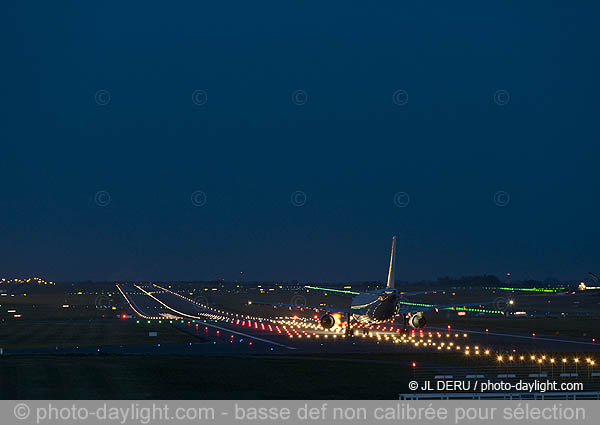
117, 283, 600, 363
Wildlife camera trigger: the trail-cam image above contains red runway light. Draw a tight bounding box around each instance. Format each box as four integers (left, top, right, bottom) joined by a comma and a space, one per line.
412, 362, 416, 368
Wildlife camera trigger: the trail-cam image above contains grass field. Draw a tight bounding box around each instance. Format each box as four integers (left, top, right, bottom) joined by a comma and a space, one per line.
0, 321, 197, 350
0, 290, 125, 321
0, 355, 413, 399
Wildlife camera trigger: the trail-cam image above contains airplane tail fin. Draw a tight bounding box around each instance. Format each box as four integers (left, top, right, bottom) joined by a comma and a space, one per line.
386, 236, 397, 289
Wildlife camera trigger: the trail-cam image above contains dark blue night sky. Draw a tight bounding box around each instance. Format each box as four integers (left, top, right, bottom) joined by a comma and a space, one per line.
1, 1, 599, 282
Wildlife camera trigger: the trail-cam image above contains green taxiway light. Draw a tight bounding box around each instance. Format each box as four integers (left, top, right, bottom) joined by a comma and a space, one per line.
494, 287, 564, 293
396, 301, 504, 315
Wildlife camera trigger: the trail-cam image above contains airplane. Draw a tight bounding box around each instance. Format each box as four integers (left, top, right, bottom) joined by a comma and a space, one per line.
249, 236, 490, 336
578, 272, 600, 291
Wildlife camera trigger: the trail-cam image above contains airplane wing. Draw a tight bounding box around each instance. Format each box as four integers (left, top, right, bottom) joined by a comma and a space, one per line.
304, 285, 432, 297
247, 300, 355, 315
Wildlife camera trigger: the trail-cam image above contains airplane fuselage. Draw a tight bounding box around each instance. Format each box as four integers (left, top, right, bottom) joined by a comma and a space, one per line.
351, 292, 399, 324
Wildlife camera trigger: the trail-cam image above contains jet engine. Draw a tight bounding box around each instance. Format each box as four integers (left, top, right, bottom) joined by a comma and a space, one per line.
408, 312, 426, 329
320, 313, 336, 329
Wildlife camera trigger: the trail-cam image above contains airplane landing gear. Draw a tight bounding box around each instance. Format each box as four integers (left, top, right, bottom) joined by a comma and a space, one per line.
345, 312, 352, 337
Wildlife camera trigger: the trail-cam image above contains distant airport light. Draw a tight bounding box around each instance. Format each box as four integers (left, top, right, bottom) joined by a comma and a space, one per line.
62, 304, 70, 308
412, 362, 416, 368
